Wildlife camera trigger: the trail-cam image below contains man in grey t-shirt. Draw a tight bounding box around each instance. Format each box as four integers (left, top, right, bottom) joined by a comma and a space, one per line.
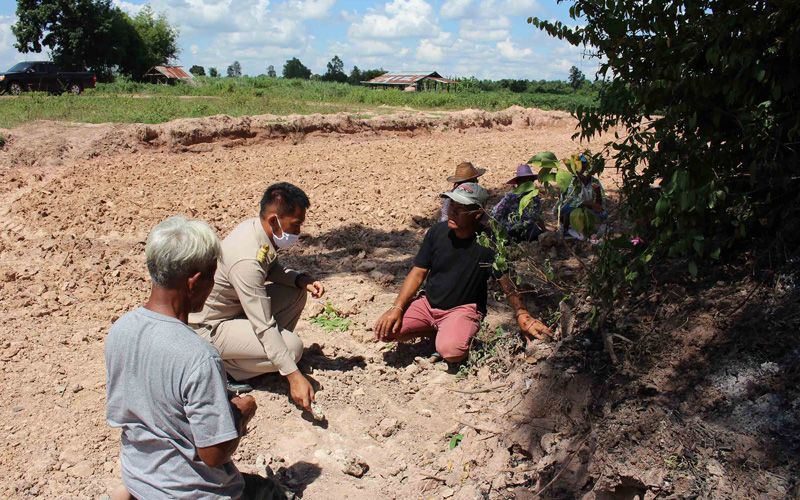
105, 216, 257, 499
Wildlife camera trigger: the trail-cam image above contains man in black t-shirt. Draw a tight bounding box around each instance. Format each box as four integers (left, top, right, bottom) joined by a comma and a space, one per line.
374, 183, 552, 363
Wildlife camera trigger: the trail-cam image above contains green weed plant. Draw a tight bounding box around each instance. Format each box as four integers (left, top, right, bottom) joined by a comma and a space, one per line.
309, 301, 351, 333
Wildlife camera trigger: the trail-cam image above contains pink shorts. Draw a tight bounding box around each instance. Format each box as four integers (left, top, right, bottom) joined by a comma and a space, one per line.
389, 296, 482, 362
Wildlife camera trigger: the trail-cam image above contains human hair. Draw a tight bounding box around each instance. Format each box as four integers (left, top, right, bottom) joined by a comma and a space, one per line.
259, 182, 310, 218
145, 216, 221, 288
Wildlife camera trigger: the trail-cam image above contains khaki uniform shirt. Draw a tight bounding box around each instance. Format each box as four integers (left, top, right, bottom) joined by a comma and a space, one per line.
190, 217, 303, 375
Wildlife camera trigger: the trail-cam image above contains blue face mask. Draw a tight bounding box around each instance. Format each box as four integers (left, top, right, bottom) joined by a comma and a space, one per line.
273, 218, 300, 249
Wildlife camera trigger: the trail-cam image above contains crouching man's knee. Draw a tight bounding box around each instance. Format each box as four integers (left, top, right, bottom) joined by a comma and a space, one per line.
435, 337, 469, 363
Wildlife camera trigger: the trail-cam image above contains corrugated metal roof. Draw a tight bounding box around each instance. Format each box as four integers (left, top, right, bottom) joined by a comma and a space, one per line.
363, 71, 456, 85
145, 66, 192, 80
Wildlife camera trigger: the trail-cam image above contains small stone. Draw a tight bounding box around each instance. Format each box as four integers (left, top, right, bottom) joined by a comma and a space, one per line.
342, 456, 369, 478
69, 461, 93, 478
71, 384, 83, 393
310, 402, 326, 422
355, 260, 377, 272
707, 459, 724, 477
441, 486, 455, 498
434, 362, 448, 372
378, 418, 400, 437
370, 417, 400, 438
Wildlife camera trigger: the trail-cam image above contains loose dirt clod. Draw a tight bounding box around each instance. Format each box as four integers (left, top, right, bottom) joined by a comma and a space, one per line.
341, 455, 369, 478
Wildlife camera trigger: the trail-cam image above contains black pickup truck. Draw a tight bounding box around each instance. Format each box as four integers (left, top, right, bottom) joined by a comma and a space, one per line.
0, 61, 96, 95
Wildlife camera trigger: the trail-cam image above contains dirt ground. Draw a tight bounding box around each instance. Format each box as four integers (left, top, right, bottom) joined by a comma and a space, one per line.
0, 108, 797, 499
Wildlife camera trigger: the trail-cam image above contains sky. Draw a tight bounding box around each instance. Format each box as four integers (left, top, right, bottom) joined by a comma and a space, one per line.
0, 0, 595, 80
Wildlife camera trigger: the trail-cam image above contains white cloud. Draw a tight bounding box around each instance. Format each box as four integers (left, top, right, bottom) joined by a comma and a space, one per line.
497, 37, 533, 60
0, 15, 27, 72
458, 16, 509, 41
479, 0, 539, 17
113, 0, 145, 16
441, 0, 473, 19
348, 0, 438, 39
278, 0, 336, 20
415, 32, 453, 63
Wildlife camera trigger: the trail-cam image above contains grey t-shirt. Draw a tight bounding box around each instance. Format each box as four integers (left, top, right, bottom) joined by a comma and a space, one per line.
105, 307, 244, 499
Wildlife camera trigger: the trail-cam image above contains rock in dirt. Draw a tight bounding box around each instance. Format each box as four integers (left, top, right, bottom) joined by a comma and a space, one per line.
356, 260, 377, 272
341, 455, 369, 478
368, 270, 394, 284
304, 302, 325, 319
370, 417, 400, 438
68, 461, 93, 478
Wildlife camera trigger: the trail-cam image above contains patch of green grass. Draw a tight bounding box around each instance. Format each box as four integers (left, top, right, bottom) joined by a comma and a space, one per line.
0, 76, 598, 128
309, 301, 351, 333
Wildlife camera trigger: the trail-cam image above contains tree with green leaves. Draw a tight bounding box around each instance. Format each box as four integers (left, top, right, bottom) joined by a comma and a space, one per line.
226, 61, 242, 77
189, 65, 205, 76
347, 66, 362, 85
322, 55, 347, 83
208, 67, 219, 78
282, 57, 311, 79
530, 0, 800, 307
567, 65, 585, 89
13, 0, 122, 79
12, 0, 178, 81
360, 68, 387, 82
266, 64, 276, 78
122, 5, 179, 78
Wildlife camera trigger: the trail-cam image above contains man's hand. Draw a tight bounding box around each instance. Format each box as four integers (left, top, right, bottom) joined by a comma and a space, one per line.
374, 306, 403, 341
297, 274, 325, 298
517, 312, 553, 340
306, 281, 324, 298
286, 370, 314, 412
230, 395, 257, 435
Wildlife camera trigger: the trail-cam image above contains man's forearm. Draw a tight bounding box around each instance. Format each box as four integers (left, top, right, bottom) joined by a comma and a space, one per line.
295, 273, 312, 288
393, 268, 427, 309
499, 274, 527, 316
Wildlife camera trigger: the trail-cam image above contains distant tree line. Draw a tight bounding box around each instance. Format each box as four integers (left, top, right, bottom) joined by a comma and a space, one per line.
12, 0, 178, 82
189, 56, 595, 92
190, 55, 387, 86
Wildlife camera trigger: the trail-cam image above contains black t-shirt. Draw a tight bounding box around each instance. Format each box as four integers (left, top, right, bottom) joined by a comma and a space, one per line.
413, 222, 496, 314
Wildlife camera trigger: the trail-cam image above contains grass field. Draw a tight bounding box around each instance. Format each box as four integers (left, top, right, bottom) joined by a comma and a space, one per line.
0, 76, 598, 128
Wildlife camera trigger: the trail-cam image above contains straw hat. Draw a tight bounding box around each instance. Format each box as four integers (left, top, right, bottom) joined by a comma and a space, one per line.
446, 161, 487, 183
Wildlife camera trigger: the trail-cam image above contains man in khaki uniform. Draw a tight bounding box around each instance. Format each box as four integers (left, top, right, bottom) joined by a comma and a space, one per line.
190, 182, 323, 411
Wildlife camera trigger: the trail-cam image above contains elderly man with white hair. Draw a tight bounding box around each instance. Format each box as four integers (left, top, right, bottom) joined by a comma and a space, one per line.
105, 216, 285, 499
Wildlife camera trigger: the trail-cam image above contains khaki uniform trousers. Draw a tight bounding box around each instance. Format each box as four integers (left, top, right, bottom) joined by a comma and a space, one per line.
204, 283, 307, 381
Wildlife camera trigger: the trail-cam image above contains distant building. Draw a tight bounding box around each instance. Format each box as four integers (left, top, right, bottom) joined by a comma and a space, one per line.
362, 71, 457, 92
143, 66, 193, 84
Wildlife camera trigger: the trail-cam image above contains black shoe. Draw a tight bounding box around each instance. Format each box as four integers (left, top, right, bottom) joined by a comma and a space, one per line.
227, 375, 253, 394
